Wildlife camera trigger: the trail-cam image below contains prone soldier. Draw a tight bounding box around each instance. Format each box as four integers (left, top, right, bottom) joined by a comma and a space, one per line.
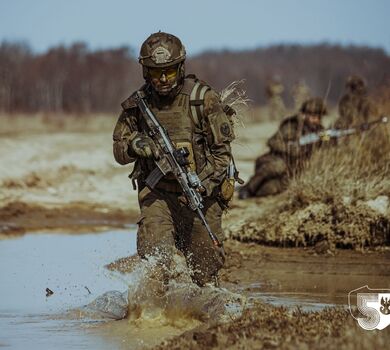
239, 98, 327, 199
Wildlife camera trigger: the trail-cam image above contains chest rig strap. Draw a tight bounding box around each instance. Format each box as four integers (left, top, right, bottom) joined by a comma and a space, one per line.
187, 79, 217, 182
189, 81, 210, 129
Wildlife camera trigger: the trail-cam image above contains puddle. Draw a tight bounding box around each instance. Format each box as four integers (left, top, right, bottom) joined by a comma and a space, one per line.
0, 230, 137, 349
241, 290, 339, 312
224, 245, 390, 312
234, 280, 344, 311
1, 231, 389, 349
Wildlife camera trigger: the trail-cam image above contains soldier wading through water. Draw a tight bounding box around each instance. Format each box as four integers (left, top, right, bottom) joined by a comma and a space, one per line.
239, 98, 327, 199
113, 32, 237, 289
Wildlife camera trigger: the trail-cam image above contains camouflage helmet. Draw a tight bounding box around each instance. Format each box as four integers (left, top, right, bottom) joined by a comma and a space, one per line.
346, 75, 366, 92
300, 97, 327, 116
139, 32, 186, 68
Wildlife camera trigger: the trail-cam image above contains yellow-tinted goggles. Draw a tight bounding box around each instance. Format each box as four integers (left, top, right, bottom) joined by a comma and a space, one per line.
148, 66, 178, 80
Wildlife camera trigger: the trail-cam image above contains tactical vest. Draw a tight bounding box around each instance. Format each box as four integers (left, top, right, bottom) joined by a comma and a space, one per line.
149, 77, 209, 175
127, 76, 213, 191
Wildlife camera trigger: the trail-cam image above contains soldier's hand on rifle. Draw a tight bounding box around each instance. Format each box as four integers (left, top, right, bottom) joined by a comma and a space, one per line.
178, 195, 188, 205
196, 185, 206, 194
179, 185, 205, 205
130, 133, 159, 159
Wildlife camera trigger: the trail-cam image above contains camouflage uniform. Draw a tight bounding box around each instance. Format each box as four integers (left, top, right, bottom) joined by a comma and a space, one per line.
292, 80, 310, 112
334, 75, 377, 129
239, 98, 326, 198
113, 32, 234, 286
265, 80, 286, 120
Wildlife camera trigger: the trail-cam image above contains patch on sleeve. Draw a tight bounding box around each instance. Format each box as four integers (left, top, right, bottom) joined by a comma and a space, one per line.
220, 122, 231, 137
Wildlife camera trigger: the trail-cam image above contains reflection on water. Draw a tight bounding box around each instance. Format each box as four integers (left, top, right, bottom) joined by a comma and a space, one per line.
0, 230, 136, 350
246, 291, 339, 311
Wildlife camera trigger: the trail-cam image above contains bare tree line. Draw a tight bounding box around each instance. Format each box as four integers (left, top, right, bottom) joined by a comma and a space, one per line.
0, 41, 389, 114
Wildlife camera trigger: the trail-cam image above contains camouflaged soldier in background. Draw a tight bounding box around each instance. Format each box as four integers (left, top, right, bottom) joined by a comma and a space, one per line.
113, 32, 235, 287
238, 98, 326, 199
292, 80, 311, 112
265, 78, 286, 121
334, 75, 377, 129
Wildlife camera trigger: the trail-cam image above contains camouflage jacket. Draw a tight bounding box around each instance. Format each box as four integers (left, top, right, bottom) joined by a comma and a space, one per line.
112, 76, 234, 196
335, 92, 377, 129
267, 114, 324, 170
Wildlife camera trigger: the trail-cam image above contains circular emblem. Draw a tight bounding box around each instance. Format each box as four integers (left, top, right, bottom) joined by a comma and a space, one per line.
151, 46, 171, 64
220, 122, 231, 137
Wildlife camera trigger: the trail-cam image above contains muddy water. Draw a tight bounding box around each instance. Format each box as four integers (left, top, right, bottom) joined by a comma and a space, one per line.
1, 233, 389, 350
223, 243, 390, 311
0, 230, 138, 349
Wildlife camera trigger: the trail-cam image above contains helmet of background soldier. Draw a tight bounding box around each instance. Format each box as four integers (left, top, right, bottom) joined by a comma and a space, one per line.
346, 75, 366, 94
300, 97, 327, 116
138, 32, 186, 95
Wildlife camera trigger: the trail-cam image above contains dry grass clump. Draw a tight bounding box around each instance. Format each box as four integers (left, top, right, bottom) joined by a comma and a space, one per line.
233, 197, 389, 249
287, 84, 390, 212
233, 98, 390, 249
290, 125, 390, 205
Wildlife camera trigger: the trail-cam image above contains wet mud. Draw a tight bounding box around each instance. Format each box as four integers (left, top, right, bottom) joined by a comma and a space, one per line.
0, 201, 137, 236
152, 304, 390, 350
231, 196, 390, 250
221, 241, 390, 304
103, 240, 390, 349
145, 242, 390, 350
1, 193, 389, 350
1, 118, 389, 349
1, 225, 374, 350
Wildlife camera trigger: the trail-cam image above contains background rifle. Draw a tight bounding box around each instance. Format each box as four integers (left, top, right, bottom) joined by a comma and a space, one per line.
299, 116, 388, 146
134, 90, 222, 249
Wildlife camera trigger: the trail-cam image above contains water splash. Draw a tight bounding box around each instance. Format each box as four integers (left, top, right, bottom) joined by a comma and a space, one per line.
76, 252, 246, 326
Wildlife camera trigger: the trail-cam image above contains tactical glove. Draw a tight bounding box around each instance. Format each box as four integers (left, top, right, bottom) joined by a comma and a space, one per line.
130, 133, 157, 158
200, 178, 217, 197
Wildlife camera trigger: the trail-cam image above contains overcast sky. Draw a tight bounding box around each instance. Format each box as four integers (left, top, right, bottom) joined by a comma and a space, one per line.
0, 0, 389, 55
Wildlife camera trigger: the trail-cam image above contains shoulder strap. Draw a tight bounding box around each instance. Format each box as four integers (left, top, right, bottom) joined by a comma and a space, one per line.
180, 76, 204, 129
189, 80, 210, 129
121, 84, 148, 111
180, 77, 196, 96
121, 94, 137, 110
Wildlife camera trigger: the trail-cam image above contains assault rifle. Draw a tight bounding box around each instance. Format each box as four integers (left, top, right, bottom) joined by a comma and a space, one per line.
134, 90, 222, 249
298, 116, 388, 146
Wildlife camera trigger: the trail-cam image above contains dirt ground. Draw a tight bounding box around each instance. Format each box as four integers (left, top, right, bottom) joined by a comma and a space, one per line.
0, 114, 275, 236
1, 114, 389, 349
152, 304, 390, 350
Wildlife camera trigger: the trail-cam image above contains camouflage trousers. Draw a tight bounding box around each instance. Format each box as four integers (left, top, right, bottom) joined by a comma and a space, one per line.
136, 185, 225, 286
243, 153, 289, 197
